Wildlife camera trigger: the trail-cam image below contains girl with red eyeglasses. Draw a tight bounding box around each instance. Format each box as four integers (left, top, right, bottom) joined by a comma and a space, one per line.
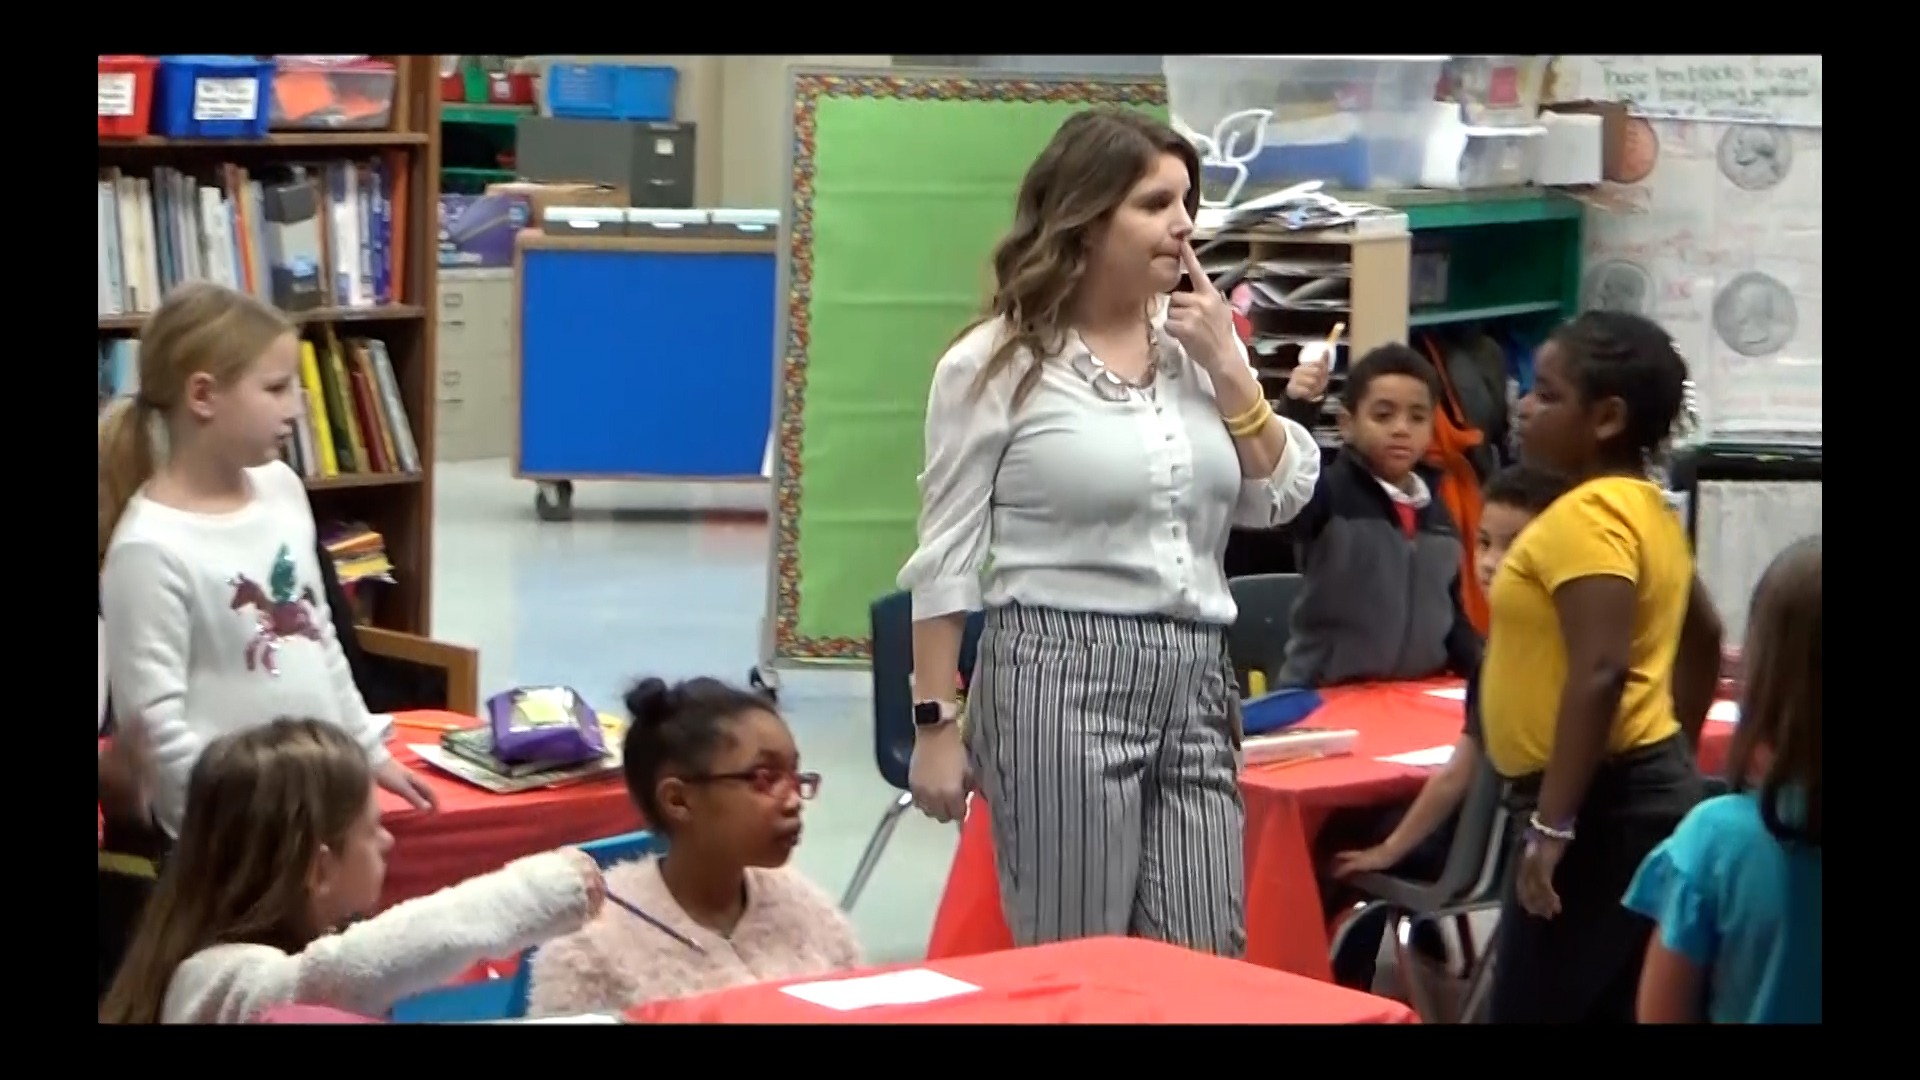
528, 676, 860, 1016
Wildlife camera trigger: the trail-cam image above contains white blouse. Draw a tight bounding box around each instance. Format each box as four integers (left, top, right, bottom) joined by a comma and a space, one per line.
898, 311, 1320, 626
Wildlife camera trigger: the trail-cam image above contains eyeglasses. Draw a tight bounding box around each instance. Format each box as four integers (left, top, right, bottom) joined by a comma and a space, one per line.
688, 768, 822, 800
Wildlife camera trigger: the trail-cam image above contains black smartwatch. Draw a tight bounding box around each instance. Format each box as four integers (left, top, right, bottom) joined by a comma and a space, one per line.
913, 700, 957, 729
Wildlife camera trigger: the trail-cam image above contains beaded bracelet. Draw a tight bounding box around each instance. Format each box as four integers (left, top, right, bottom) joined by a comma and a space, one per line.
1527, 811, 1576, 843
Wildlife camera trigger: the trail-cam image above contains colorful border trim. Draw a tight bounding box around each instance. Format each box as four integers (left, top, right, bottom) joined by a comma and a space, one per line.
774, 73, 1168, 662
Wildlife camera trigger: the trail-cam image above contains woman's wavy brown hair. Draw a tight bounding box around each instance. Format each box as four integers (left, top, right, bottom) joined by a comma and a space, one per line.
99, 718, 372, 1024
955, 107, 1200, 409
1724, 535, 1821, 847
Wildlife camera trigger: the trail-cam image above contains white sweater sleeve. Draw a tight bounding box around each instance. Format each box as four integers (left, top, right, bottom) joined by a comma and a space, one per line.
162, 850, 600, 1023
101, 540, 203, 807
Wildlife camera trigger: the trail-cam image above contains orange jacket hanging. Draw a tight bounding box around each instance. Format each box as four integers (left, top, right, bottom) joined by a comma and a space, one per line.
1417, 335, 1491, 636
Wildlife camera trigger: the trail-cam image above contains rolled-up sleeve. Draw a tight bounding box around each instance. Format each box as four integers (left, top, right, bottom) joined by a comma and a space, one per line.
896, 332, 1011, 621
1233, 416, 1322, 529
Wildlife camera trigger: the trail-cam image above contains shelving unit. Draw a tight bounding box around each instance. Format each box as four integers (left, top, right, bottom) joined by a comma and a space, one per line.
1215, 187, 1584, 582
1193, 220, 1413, 451
441, 101, 533, 193
97, 56, 443, 637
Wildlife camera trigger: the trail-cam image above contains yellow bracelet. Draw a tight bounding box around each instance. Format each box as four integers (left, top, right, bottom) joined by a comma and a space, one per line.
1225, 400, 1273, 440
1222, 397, 1268, 432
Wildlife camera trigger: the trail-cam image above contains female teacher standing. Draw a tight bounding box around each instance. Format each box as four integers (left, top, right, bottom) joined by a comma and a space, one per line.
898, 109, 1324, 957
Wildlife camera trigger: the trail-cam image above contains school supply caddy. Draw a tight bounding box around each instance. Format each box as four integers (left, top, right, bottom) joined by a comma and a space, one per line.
489, 686, 606, 766
406, 688, 623, 795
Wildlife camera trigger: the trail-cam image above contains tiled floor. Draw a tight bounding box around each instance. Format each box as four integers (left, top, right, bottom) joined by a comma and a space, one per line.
430, 460, 960, 965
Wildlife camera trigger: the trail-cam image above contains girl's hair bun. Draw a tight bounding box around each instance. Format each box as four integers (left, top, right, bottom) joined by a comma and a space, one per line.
624, 677, 676, 729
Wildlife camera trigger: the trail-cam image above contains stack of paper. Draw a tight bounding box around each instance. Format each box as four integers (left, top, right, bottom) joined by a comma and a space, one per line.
780, 969, 981, 1012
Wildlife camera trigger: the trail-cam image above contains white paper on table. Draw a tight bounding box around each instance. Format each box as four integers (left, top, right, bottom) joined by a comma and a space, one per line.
1707, 700, 1741, 725
780, 969, 981, 1012
1424, 686, 1467, 702
1379, 745, 1456, 768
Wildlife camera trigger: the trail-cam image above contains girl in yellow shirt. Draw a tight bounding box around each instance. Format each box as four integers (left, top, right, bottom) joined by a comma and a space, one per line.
1479, 312, 1725, 1024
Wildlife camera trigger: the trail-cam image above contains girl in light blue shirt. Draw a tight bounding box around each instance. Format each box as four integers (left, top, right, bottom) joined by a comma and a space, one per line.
1623, 536, 1821, 1024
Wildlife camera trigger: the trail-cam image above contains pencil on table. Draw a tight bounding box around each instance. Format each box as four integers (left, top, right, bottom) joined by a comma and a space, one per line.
392, 717, 462, 734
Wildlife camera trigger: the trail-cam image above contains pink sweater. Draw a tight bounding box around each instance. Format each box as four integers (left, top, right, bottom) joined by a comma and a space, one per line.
527, 857, 862, 1016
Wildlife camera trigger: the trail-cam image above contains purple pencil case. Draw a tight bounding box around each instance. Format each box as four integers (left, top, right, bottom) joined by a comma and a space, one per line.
486, 686, 606, 766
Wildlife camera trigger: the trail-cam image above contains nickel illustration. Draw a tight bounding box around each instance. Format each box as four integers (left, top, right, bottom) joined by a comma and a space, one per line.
1717, 127, 1793, 192
1711, 272, 1797, 358
1583, 261, 1654, 316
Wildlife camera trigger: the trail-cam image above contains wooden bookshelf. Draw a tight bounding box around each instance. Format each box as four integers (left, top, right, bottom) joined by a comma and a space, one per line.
98, 56, 443, 638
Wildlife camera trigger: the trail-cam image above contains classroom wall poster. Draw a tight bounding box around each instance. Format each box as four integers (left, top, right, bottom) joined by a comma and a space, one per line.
767, 70, 1166, 663
1549, 56, 1823, 441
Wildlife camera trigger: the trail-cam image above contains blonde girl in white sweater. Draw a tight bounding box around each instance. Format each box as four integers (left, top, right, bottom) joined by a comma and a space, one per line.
99, 282, 438, 839
100, 718, 606, 1024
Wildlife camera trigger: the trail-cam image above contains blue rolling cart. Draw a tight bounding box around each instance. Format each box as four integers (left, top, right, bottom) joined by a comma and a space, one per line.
513, 229, 778, 522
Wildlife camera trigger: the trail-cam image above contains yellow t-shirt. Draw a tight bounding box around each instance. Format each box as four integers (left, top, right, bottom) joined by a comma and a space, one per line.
1479, 476, 1694, 778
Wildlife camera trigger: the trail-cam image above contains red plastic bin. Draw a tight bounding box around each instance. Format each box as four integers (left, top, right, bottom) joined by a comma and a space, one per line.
98, 55, 159, 138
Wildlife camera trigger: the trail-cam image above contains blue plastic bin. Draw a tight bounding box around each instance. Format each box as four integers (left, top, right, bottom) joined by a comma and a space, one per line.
154, 56, 273, 139
546, 63, 677, 121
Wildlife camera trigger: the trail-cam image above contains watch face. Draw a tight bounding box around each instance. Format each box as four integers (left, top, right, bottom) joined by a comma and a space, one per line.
913, 701, 943, 727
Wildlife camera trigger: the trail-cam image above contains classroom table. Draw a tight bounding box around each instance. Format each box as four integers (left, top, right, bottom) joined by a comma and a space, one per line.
927, 681, 1741, 983
625, 936, 1418, 1025
376, 710, 643, 909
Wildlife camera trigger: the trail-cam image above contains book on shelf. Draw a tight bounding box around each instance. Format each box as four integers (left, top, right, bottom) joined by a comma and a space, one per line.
283, 334, 422, 482
97, 155, 413, 319
323, 521, 393, 627
99, 331, 422, 486
98, 338, 138, 413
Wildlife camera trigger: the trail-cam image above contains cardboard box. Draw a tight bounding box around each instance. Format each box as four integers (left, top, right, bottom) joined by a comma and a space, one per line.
482, 181, 629, 229
1543, 100, 1631, 183
439, 193, 532, 269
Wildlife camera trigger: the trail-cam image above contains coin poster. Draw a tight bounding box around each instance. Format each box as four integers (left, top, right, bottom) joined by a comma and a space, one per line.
1549, 56, 1822, 441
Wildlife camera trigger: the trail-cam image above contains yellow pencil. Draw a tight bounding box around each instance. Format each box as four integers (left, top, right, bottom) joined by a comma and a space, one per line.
1325, 322, 1346, 347
392, 716, 463, 734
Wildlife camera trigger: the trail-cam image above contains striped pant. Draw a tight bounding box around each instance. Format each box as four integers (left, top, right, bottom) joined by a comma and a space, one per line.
968, 604, 1247, 958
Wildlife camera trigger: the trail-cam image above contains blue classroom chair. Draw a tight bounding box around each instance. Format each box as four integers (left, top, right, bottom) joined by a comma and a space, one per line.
840, 591, 982, 912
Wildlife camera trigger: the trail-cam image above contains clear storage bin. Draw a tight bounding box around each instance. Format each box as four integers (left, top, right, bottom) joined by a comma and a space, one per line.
270, 57, 396, 131
1164, 55, 1448, 202
1439, 56, 1549, 127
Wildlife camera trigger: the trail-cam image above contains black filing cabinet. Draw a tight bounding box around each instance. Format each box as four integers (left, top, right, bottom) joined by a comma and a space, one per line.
515, 117, 697, 209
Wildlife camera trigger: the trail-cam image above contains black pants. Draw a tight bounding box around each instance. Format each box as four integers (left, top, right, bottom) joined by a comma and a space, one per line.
1488, 735, 1703, 1024
1318, 803, 1458, 991
98, 814, 170, 1005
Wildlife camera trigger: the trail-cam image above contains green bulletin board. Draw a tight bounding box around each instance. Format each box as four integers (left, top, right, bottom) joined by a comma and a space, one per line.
767, 68, 1167, 664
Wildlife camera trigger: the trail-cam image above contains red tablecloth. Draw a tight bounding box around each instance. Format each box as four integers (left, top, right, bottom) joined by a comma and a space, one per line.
376, 710, 643, 909
625, 936, 1417, 1024
928, 682, 1738, 982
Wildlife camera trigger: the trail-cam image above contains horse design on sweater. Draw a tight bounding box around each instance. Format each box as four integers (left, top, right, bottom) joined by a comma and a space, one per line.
230, 544, 322, 676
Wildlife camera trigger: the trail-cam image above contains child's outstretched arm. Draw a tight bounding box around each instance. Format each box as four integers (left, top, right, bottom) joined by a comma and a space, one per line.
1333, 736, 1480, 877
166, 849, 604, 1023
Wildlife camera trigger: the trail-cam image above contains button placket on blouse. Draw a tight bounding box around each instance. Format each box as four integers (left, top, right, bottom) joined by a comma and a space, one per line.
1146, 393, 1195, 595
